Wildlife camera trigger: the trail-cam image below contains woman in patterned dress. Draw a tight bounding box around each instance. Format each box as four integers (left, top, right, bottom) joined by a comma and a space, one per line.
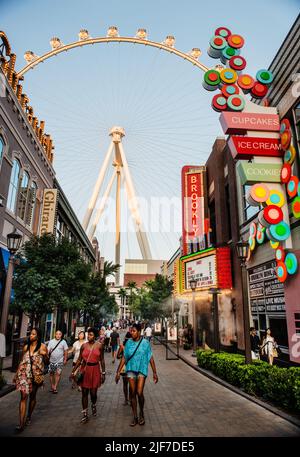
14, 328, 49, 431
71, 327, 105, 423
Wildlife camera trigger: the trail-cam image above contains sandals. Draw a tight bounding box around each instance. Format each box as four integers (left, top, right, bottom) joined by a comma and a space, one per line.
130, 417, 139, 427
52, 389, 58, 394
25, 417, 31, 426
81, 410, 89, 424
138, 416, 145, 426
15, 425, 25, 432
91, 404, 97, 417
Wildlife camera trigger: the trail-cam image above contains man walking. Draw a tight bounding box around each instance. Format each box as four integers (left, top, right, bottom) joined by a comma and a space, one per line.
250, 327, 261, 360
48, 330, 68, 394
145, 325, 152, 343
110, 327, 120, 363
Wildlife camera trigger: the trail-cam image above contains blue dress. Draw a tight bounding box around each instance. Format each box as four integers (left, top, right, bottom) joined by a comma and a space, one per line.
124, 338, 152, 377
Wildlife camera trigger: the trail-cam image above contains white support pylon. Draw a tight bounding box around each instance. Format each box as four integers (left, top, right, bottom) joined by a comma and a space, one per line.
84, 126, 152, 265
83, 141, 114, 231
88, 170, 117, 240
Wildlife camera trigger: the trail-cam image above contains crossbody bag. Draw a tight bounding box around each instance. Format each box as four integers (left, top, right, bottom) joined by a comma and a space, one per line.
74, 344, 95, 385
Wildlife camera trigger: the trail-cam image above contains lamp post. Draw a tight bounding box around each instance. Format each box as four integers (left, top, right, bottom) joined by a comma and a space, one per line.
189, 278, 197, 356
0, 231, 22, 335
209, 288, 221, 353
235, 240, 252, 364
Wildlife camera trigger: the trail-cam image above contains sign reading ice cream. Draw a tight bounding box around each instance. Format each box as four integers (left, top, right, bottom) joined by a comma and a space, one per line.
228, 136, 283, 159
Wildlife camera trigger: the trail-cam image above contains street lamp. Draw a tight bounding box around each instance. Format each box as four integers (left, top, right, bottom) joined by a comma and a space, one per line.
0, 231, 22, 335
235, 240, 252, 364
189, 278, 197, 356
209, 287, 221, 352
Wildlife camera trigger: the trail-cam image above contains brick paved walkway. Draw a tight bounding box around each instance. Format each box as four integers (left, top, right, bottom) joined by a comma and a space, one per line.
0, 340, 299, 437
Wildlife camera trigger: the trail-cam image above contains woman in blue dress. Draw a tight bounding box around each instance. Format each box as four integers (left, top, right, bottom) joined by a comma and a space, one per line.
115, 323, 158, 426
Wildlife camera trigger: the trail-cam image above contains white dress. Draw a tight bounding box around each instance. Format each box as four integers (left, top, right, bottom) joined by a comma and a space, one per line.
263, 336, 275, 356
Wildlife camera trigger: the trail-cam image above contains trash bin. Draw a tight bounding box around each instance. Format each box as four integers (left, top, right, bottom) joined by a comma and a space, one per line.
11, 337, 27, 372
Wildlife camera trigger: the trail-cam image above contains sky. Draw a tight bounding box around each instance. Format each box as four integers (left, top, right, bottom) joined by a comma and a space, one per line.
1, 0, 299, 276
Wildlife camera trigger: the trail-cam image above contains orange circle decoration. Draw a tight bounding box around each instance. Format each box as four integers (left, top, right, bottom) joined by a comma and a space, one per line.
266, 190, 285, 208
284, 145, 296, 164
227, 34, 245, 49
291, 196, 300, 219
287, 176, 299, 198
247, 183, 270, 206
276, 261, 288, 283
281, 129, 291, 151
250, 82, 268, 99
280, 163, 292, 184
221, 84, 239, 98
237, 74, 255, 93
220, 68, 238, 84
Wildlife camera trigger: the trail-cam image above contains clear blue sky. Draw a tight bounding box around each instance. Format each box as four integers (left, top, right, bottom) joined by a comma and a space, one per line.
1, 0, 299, 274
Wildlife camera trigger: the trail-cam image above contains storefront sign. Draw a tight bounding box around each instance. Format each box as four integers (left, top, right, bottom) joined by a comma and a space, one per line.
237, 162, 282, 185
184, 253, 217, 290
228, 136, 283, 159
249, 261, 285, 314
220, 112, 280, 134
39, 189, 58, 235
181, 166, 207, 256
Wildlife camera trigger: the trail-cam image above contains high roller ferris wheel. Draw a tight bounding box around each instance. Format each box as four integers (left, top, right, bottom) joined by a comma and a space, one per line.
14, 25, 214, 285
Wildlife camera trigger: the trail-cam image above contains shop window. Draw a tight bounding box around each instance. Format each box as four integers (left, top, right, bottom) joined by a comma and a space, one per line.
16, 171, 29, 221
268, 318, 289, 347
243, 185, 260, 222
7, 159, 21, 213
26, 181, 37, 228
295, 313, 300, 334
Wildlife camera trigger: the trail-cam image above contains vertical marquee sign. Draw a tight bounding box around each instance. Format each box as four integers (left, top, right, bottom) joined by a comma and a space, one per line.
181, 166, 208, 256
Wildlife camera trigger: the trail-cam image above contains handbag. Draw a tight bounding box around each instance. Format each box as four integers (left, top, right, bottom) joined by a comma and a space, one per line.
74, 344, 94, 385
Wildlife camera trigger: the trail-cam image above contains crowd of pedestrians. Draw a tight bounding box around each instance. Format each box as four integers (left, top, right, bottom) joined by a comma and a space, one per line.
13, 319, 158, 431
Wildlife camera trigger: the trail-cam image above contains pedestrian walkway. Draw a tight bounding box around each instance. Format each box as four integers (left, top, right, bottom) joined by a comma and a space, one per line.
0, 340, 299, 437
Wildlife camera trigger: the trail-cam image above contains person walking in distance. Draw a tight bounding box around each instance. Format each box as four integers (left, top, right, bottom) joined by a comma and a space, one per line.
250, 327, 261, 360
116, 330, 132, 405
71, 327, 105, 423
70, 331, 86, 390
104, 326, 112, 353
14, 328, 49, 431
110, 327, 120, 364
115, 323, 158, 427
48, 330, 68, 394
144, 325, 152, 343
261, 328, 278, 365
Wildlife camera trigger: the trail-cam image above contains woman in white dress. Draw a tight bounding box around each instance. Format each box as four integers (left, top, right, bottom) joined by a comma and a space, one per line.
70, 331, 86, 390
261, 328, 277, 365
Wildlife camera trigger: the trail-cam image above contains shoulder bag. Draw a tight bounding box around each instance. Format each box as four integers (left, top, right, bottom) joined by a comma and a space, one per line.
125, 337, 144, 364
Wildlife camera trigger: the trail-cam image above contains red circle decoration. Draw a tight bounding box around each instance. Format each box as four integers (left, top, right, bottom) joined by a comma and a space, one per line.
228, 56, 247, 71
250, 82, 268, 99
280, 118, 291, 134
287, 176, 299, 198
221, 84, 239, 98
227, 34, 245, 49
275, 247, 285, 262
215, 27, 232, 39
211, 93, 228, 112
259, 205, 283, 227
276, 261, 288, 283
237, 74, 255, 92
280, 163, 292, 184
291, 196, 300, 219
